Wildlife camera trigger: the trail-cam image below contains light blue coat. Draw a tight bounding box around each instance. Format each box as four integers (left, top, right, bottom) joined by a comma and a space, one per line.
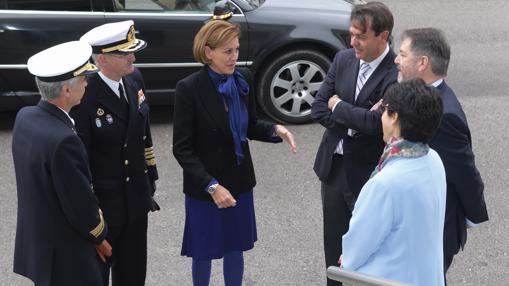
342, 149, 446, 286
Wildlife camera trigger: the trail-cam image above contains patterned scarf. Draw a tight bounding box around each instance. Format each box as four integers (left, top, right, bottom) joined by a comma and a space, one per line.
208, 68, 249, 165
370, 137, 430, 178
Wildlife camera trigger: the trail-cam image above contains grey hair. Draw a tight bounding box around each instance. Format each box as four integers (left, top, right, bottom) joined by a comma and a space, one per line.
401, 28, 451, 77
36, 77, 80, 101
91, 54, 100, 64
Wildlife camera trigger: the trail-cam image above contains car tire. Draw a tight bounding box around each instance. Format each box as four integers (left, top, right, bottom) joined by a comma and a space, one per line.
256, 49, 331, 124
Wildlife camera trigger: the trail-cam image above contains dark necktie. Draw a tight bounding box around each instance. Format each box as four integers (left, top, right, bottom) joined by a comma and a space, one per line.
118, 83, 129, 114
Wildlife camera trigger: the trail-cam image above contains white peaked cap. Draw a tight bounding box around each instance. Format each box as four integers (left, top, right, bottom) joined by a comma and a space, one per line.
80, 20, 147, 54
27, 41, 98, 82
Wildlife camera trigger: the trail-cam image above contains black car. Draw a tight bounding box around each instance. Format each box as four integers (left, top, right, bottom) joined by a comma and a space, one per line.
0, 0, 361, 123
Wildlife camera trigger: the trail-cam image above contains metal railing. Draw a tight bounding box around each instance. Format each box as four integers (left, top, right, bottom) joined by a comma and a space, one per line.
327, 266, 412, 286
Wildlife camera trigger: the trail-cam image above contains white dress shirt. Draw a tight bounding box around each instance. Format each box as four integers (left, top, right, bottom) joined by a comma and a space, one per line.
98, 72, 128, 102
430, 78, 444, 88
57, 106, 75, 126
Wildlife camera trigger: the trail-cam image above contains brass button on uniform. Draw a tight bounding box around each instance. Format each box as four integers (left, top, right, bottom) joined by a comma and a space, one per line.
124, 160, 129, 165
126, 177, 130, 182
124, 143, 128, 148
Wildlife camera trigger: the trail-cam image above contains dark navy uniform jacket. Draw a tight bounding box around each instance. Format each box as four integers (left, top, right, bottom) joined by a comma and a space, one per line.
12, 101, 107, 286
71, 68, 158, 226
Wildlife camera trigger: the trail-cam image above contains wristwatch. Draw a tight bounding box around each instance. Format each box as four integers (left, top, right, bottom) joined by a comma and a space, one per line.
207, 183, 219, 195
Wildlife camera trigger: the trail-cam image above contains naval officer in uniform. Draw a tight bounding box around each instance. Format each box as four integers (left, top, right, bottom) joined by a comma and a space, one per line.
71, 20, 159, 286
12, 41, 111, 286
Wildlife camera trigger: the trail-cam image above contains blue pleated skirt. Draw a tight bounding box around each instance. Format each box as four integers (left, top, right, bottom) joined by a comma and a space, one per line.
181, 190, 257, 260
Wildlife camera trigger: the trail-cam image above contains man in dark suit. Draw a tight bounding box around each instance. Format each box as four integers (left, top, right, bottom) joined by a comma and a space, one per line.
71, 20, 159, 286
394, 27, 488, 278
13, 41, 111, 286
310, 2, 397, 285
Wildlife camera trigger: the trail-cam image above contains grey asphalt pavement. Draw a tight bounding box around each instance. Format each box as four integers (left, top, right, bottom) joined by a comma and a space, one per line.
1, 0, 509, 285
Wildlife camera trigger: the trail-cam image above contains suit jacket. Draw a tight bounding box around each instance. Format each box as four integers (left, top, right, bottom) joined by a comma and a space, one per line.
71, 68, 158, 226
173, 67, 281, 201
429, 81, 488, 256
311, 48, 397, 195
12, 101, 106, 286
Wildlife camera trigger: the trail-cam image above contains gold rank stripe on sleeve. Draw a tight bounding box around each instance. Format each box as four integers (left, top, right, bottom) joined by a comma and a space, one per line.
146, 158, 156, 166
145, 146, 156, 166
89, 209, 105, 238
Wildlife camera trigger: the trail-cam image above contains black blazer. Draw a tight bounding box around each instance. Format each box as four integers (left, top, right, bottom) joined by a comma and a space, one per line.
12, 101, 106, 286
429, 81, 488, 256
311, 48, 397, 194
173, 67, 281, 201
71, 68, 158, 226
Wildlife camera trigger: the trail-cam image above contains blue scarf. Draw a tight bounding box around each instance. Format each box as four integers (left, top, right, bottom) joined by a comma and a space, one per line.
208, 67, 249, 165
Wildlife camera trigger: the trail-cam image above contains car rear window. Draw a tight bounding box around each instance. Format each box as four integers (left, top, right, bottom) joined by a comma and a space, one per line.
5, 0, 91, 11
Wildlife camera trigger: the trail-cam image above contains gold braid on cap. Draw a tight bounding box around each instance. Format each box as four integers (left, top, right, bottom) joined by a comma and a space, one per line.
73, 62, 98, 77
101, 26, 137, 53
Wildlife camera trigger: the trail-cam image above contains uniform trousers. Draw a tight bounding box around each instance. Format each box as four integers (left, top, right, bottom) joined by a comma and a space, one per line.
321, 154, 356, 286
101, 214, 148, 286
50, 276, 103, 286
50, 262, 103, 286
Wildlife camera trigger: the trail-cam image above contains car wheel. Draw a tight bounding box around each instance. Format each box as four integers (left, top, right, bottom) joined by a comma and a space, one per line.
257, 49, 331, 124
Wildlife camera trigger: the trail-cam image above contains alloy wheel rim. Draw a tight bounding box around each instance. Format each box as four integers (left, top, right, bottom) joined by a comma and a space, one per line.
269, 60, 326, 120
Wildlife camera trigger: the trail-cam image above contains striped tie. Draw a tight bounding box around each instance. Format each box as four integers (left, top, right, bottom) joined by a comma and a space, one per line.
355, 62, 371, 100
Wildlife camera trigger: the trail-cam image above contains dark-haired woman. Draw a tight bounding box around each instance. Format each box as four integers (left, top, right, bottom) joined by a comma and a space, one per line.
342, 79, 446, 286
